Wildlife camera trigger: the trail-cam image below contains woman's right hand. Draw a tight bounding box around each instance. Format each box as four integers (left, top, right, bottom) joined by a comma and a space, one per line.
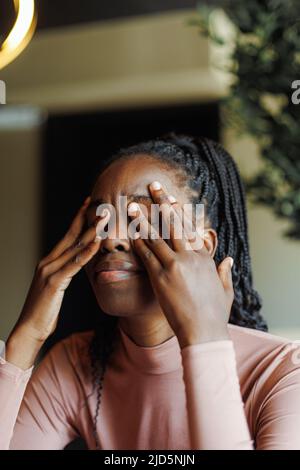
5, 197, 110, 370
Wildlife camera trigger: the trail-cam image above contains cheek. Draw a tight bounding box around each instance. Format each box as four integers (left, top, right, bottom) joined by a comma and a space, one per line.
84, 260, 95, 281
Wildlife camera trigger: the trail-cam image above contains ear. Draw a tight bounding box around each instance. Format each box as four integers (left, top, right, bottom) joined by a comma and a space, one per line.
203, 228, 218, 257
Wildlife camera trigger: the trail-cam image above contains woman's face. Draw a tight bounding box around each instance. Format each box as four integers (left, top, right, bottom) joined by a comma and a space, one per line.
85, 154, 191, 318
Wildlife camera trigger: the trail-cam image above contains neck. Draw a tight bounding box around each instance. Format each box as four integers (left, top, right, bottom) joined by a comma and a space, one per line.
118, 312, 175, 347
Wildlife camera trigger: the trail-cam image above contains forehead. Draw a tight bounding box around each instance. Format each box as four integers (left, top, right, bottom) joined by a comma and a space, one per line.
92, 154, 186, 200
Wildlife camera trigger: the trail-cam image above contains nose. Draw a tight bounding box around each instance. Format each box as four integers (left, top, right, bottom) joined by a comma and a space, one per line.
100, 237, 130, 254
99, 213, 131, 254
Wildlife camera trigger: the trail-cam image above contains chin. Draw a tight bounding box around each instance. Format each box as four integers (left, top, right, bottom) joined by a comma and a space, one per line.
91, 277, 155, 317
98, 306, 139, 318
94, 286, 156, 317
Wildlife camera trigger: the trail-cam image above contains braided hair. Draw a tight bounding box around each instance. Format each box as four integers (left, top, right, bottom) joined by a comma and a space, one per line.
89, 133, 268, 448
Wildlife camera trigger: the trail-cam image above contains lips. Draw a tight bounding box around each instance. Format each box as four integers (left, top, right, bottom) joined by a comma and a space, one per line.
94, 259, 144, 274
93, 258, 145, 284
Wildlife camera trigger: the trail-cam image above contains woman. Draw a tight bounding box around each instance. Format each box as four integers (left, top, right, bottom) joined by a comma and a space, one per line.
1, 134, 300, 450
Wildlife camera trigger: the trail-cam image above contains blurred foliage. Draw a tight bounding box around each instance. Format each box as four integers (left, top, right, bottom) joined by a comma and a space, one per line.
190, 0, 300, 238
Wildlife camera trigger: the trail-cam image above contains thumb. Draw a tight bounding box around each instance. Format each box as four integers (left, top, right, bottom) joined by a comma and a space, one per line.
217, 257, 234, 305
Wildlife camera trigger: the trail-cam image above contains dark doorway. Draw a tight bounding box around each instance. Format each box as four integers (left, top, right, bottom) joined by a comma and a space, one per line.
42, 102, 220, 354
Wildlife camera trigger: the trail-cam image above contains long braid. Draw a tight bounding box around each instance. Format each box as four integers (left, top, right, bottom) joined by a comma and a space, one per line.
91, 365, 105, 449
89, 132, 268, 448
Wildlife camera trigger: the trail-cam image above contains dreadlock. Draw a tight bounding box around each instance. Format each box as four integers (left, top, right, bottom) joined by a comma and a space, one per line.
89, 133, 268, 448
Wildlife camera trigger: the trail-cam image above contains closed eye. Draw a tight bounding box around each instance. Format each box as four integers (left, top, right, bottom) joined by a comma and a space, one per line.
131, 195, 153, 206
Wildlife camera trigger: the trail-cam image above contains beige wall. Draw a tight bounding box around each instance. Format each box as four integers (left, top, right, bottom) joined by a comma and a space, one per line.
0, 10, 225, 113
0, 11, 299, 340
223, 132, 300, 338
0, 112, 43, 340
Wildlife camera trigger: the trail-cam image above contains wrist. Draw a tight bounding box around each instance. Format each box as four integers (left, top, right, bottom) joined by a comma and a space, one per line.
177, 324, 230, 349
6, 325, 45, 370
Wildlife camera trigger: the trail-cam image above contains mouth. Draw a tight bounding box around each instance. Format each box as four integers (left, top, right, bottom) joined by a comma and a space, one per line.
93, 259, 146, 285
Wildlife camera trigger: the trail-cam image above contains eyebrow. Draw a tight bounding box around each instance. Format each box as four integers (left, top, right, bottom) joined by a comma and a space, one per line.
129, 194, 152, 202
87, 194, 153, 211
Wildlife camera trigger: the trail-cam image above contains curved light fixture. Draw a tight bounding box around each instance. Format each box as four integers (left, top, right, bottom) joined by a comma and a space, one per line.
0, 0, 37, 70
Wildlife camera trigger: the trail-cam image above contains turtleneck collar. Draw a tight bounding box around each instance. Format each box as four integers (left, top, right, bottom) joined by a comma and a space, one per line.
118, 325, 183, 375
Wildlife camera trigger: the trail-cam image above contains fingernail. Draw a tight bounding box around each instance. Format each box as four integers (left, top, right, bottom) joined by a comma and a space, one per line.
128, 202, 140, 214
229, 257, 234, 268
168, 195, 177, 204
150, 181, 161, 190
94, 235, 102, 243
83, 196, 91, 205
133, 232, 140, 240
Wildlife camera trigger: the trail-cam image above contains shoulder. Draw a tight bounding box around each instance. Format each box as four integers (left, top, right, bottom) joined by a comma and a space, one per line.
228, 323, 300, 394
228, 323, 297, 356
36, 330, 95, 384
48, 330, 94, 365
57, 330, 94, 355
228, 323, 300, 365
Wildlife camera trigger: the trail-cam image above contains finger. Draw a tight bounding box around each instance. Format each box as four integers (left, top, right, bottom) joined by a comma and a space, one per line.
47, 236, 102, 288
217, 257, 234, 307
170, 196, 206, 252
149, 182, 187, 251
164, 190, 207, 253
128, 202, 175, 267
42, 196, 91, 265
132, 233, 162, 277
43, 211, 110, 275
162, 202, 187, 251
149, 182, 205, 252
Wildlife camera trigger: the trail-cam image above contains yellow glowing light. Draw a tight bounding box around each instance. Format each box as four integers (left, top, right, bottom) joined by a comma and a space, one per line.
0, 0, 37, 70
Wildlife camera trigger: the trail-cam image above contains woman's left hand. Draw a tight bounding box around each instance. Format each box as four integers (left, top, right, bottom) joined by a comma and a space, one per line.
128, 182, 234, 349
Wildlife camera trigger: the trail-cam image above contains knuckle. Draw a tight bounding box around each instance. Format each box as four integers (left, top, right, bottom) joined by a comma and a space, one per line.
187, 233, 198, 243
157, 268, 167, 280
45, 273, 58, 290
35, 260, 45, 272
75, 242, 95, 264
74, 238, 84, 250
83, 243, 94, 257
158, 194, 169, 204
72, 254, 82, 266
64, 243, 75, 254
167, 258, 180, 274
143, 249, 153, 261
36, 262, 49, 280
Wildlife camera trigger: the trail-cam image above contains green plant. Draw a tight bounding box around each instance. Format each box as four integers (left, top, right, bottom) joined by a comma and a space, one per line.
190, 0, 300, 238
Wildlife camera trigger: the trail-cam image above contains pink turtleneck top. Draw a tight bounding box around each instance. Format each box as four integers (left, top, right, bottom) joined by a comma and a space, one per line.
1, 323, 300, 450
